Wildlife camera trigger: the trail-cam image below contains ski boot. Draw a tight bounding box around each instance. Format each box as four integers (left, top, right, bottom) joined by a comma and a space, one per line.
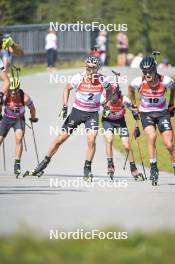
14, 160, 21, 179
83, 160, 93, 182
23, 156, 50, 178
107, 162, 115, 181
130, 162, 144, 181
150, 164, 159, 186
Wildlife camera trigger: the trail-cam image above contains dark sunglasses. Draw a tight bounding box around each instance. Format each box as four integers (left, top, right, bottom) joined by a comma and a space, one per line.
142, 69, 155, 75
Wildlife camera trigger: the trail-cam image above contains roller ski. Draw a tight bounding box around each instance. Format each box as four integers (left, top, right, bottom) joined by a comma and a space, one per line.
14, 160, 21, 179
150, 164, 159, 186
83, 160, 93, 182
23, 156, 50, 178
107, 162, 115, 181
23, 170, 44, 177
130, 162, 144, 181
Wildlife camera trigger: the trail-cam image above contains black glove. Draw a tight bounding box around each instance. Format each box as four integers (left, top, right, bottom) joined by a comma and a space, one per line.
0, 113, 2, 121
59, 105, 68, 119
103, 105, 111, 118
131, 105, 140, 120
29, 117, 38, 123
0, 92, 4, 105
168, 104, 174, 117
134, 127, 140, 139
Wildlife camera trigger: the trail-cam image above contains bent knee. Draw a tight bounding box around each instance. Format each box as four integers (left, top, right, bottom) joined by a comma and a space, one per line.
164, 140, 173, 151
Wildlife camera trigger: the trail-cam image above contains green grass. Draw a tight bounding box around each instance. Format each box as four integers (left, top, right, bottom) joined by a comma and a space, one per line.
112, 91, 175, 173
0, 230, 175, 264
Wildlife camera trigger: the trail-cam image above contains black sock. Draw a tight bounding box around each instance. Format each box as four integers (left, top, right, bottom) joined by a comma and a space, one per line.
150, 161, 157, 167
84, 160, 92, 168
45, 156, 51, 163
15, 159, 20, 164
130, 162, 137, 171
107, 158, 113, 164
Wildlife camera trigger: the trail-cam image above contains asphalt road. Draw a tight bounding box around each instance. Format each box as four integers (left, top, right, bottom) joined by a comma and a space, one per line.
0, 66, 175, 236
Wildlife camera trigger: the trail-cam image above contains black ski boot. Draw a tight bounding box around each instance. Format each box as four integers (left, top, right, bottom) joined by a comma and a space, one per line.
107, 159, 115, 181
150, 163, 159, 186
83, 160, 93, 182
14, 159, 21, 179
130, 162, 144, 181
23, 156, 51, 177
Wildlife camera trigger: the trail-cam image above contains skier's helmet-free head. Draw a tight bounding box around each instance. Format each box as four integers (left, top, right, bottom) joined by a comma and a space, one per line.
110, 82, 121, 102
140, 56, 157, 75
9, 77, 20, 91
85, 56, 101, 73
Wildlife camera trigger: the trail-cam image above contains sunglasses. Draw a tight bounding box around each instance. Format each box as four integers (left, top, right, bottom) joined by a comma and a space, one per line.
142, 69, 155, 75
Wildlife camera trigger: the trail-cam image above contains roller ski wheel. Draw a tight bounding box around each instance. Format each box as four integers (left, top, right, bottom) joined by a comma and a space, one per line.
150, 166, 159, 186
108, 171, 114, 181
15, 170, 21, 179
83, 174, 93, 182
14, 162, 21, 179
107, 163, 115, 181
152, 178, 158, 186
83, 172, 93, 182
131, 170, 144, 181
37, 171, 44, 177
83, 165, 93, 182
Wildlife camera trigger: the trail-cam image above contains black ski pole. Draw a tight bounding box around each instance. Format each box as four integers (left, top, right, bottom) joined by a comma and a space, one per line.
135, 137, 147, 180
112, 70, 120, 83
30, 120, 39, 165
2, 141, 6, 171
123, 121, 137, 170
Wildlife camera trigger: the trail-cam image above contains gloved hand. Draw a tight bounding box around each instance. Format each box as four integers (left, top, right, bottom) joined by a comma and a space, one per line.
131, 105, 140, 120
0, 91, 4, 105
134, 126, 140, 139
168, 104, 174, 117
29, 117, 39, 123
103, 105, 111, 118
2, 34, 14, 49
59, 105, 68, 119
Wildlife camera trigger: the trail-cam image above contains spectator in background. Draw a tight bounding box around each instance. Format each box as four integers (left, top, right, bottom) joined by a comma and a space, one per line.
159, 58, 171, 69
0, 47, 13, 71
126, 53, 134, 66
96, 31, 107, 65
116, 31, 128, 66
130, 53, 143, 68
90, 45, 101, 58
0, 33, 24, 71
45, 29, 57, 71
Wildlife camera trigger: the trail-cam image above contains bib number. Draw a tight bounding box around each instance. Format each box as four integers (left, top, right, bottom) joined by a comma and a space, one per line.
88, 93, 94, 101
149, 98, 159, 104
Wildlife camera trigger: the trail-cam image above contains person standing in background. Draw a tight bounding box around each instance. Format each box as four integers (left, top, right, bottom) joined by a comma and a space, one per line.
116, 32, 128, 66
96, 31, 107, 65
45, 29, 57, 71
0, 46, 13, 71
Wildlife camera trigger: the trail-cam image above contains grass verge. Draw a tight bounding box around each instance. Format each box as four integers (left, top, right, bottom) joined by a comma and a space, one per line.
0, 229, 175, 264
